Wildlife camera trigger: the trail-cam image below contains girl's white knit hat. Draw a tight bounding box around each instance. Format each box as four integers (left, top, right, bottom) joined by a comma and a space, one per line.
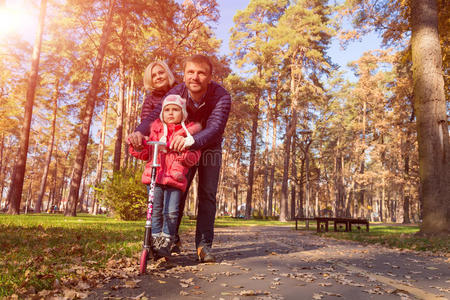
159, 94, 193, 145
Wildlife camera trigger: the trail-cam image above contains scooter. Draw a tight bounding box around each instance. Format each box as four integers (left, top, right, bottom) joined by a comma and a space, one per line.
139, 140, 166, 275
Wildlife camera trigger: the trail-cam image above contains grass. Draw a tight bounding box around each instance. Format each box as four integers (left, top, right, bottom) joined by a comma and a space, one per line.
203, 216, 295, 227
0, 214, 447, 297
0, 213, 197, 297
315, 223, 450, 253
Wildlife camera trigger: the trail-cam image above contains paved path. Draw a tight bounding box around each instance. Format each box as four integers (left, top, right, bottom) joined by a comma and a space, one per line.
87, 226, 449, 300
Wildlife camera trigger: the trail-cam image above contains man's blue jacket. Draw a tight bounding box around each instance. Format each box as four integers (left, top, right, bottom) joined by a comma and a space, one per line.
135, 81, 231, 150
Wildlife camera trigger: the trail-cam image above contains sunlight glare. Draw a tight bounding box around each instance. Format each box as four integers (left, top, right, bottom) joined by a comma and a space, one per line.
0, 4, 34, 39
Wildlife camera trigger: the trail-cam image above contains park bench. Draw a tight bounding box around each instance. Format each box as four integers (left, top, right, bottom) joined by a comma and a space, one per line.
316, 217, 369, 233
294, 217, 316, 230
295, 217, 369, 233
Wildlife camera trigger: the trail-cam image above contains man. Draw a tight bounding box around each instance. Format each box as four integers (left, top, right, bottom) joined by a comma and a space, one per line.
127, 55, 231, 262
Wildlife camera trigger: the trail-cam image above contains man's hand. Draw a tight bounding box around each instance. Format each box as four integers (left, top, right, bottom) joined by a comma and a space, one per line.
170, 135, 195, 152
170, 135, 186, 152
126, 131, 147, 151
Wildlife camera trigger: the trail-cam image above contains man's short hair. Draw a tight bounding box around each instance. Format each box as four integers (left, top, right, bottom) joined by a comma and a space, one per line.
184, 54, 213, 75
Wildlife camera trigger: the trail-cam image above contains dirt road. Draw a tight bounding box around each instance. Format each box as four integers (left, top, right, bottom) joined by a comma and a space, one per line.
87, 226, 449, 300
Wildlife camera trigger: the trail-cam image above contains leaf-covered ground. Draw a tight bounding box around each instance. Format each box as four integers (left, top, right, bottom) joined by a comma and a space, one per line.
1, 215, 448, 299
0, 214, 293, 298
87, 226, 449, 300
0, 214, 145, 298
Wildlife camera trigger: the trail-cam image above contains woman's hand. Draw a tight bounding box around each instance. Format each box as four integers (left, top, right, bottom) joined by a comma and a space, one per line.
126, 131, 147, 151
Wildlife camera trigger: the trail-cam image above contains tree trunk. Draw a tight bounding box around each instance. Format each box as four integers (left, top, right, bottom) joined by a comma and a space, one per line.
290, 133, 297, 220
268, 97, 278, 217
92, 98, 108, 215
297, 157, 305, 217
304, 142, 311, 219
124, 73, 134, 170
262, 118, 270, 216
93, 78, 110, 214
0, 134, 4, 206
334, 141, 346, 216
7, 0, 47, 214
280, 111, 295, 222
356, 101, 367, 218
403, 151, 411, 223
35, 80, 59, 213
411, 0, 450, 235
51, 158, 58, 210
78, 176, 87, 212
66, 1, 115, 216
57, 163, 66, 210
245, 96, 260, 219
113, 58, 125, 172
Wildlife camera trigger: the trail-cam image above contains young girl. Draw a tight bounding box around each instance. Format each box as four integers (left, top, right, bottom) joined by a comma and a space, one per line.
129, 95, 201, 258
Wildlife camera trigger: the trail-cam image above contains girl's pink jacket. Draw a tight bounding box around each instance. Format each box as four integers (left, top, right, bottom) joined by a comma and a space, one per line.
129, 119, 201, 192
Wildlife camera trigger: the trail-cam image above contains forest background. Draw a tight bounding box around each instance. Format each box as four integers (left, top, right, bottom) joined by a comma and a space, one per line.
0, 0, 448, 235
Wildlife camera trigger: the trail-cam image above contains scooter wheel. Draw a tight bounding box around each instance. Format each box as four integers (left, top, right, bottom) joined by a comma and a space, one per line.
139, 249, 149, 275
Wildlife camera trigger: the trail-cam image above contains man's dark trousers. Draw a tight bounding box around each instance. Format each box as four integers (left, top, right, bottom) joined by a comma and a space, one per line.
176, 148, 222, 248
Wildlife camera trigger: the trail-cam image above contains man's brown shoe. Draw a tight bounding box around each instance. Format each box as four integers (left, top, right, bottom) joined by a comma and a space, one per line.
197, 246, 215, 263
170, 240, 182, 255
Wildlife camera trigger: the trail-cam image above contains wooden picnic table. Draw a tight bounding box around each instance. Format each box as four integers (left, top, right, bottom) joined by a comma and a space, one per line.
295, 217, 369, 232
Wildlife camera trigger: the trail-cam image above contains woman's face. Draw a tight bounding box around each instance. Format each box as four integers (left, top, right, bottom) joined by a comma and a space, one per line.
151, 64, 170, 91
163, 104, 183, 124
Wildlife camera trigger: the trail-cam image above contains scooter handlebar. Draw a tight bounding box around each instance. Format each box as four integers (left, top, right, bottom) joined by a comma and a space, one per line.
146, 141, 166, 166
146, 141, 167, 146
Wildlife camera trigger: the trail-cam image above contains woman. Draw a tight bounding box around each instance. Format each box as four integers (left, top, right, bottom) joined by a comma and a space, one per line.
141, 61, 176, 120
140, 61, 182, 255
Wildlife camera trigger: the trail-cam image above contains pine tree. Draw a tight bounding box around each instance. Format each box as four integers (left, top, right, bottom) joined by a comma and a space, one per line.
6, 0, 47, 214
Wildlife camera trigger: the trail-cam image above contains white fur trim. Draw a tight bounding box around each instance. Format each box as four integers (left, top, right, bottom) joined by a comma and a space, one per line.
159, 122, 168, 148
159, 135, 167, 144
181, 121, 193, 139
184, 135, 195, 148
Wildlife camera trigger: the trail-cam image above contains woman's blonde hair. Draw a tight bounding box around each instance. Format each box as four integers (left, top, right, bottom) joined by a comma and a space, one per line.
143, 61, 175, 91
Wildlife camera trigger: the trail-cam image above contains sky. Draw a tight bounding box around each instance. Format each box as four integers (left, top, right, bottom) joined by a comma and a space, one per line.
214, 0, 383, 79
1, 0, 383, 79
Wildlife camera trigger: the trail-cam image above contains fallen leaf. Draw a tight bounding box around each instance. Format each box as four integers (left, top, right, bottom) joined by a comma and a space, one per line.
318, 283, 332, 287
77, 292, 89, 299
322, 291, 342, 297
24, 269, 31, 278
76, 281, 90, 290
63, 289, 78, 299
240, 290, 257, 296
312, 293, 323, 299
191, 290, 205, 295
124, 281, 139, 288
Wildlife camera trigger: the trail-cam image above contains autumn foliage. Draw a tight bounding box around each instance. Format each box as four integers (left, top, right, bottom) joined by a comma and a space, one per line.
0, 0, 448, 235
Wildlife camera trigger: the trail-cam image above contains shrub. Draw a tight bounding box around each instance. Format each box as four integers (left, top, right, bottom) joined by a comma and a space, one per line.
98, 170, 148, 220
